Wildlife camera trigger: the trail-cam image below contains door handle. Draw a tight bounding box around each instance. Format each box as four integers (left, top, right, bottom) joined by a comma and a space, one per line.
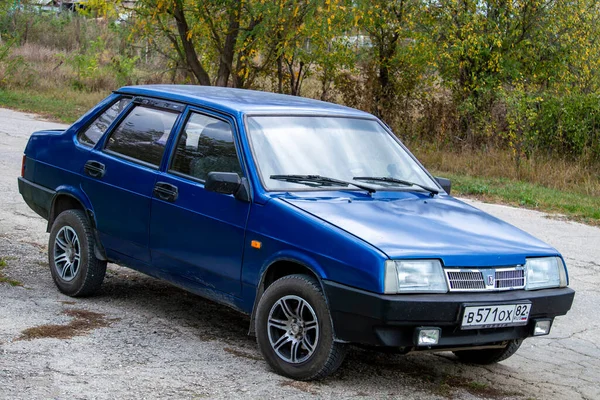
153, 182, 178, 202
84, 160, 106, 178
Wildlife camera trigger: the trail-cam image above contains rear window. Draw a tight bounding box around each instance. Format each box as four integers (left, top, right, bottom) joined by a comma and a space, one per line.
78, 97, 131, 146
104, 106, 179, 167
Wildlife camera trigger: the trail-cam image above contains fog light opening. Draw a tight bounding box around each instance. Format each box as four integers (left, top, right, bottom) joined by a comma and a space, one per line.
534, 319, 553, 336
415, 327, 441, 346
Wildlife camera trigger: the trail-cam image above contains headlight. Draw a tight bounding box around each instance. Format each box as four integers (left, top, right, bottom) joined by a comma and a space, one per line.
384, 260, 448, 294
525, 257, 568, 290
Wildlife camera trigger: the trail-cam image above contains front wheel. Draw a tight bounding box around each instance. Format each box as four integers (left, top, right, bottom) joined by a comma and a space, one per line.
453, 339, 523, 364
255, 274, 347, 380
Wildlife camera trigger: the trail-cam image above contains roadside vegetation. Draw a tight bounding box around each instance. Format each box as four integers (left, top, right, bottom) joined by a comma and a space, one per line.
0, 257, 22, 287
0, 1, 598, 223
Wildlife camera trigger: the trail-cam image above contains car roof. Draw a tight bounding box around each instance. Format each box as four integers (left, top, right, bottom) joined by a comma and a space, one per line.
116, 85, 374, 118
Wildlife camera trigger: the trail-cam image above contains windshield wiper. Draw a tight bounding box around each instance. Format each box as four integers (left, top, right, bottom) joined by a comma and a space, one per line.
270, 174, 376, 193
353, 176, 439, 196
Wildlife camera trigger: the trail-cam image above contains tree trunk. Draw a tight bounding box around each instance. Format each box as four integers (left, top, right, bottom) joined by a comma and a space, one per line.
277, 56, 284, 93
172, 1, 211, 86
375, 33, 398, 120
215, 5, 240, 87
287, 56, 297, 95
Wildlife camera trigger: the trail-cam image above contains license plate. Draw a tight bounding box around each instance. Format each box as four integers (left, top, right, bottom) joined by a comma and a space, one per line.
461, 303, 531, 329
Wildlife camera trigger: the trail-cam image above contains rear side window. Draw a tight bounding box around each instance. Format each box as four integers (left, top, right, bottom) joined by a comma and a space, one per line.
170, 113, 242, 181
78, 97, 131, 146
105, 106, 179, 167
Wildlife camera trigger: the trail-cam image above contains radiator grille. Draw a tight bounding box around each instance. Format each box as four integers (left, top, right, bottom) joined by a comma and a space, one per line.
446, 271, 486, 290
495, 269, 525, 289
444, 266, 526, 292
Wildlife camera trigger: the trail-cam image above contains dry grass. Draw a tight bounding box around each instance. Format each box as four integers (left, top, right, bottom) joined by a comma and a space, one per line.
0, 87, 107, 122
1, 45, 118, 93
435, 375, 520, 399
0, 258, 23, 287
1, 39, 598, 223
279, 380, 319, 395
11, 42, 66, 64
413, 145, 600, 197
222, 347, 263, 361
18, 309, 114, 341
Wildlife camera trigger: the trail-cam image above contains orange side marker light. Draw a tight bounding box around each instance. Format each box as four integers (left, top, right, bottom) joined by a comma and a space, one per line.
251, 240, 262, 249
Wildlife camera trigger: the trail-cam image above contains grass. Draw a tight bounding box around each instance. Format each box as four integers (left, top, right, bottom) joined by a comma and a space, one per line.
435, 376, 519, 399
0, 258, 23, 287
414, 145, 600, 196
433, 171, 600, 225
0, 38, 598, 226
1, 86, 598, 226
415, 146, 600, 225
0, 88, 106, 123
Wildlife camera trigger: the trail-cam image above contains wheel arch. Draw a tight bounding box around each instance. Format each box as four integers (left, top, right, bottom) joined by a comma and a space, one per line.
48, 187, 107, 261
248, 256, 337, 338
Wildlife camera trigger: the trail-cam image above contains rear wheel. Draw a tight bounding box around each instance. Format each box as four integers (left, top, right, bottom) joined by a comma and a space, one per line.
453, 339, 523, 364
255, 274, 347, 380
48, 209, 106, 297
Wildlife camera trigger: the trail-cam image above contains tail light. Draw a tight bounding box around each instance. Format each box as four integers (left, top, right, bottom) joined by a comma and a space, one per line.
21, 155, 26, 178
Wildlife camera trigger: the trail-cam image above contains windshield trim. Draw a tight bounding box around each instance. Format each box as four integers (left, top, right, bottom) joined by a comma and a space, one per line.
243, 113, 443, 194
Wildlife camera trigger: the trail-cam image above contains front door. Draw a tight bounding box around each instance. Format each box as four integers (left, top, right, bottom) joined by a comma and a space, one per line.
149, 110, 250, 297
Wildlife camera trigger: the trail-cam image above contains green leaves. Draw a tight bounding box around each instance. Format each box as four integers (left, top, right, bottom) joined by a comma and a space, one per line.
3, 0, 599, 163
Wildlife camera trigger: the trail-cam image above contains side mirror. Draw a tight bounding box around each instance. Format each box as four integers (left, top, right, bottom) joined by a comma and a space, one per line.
205, 172, 250, 202
435, 177, 451, 195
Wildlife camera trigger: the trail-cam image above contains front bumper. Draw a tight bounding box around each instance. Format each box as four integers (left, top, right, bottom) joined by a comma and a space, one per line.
323, 280, 575, 348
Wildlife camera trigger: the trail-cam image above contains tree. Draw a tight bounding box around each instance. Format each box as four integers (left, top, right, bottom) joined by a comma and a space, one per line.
353, 0, 435, 122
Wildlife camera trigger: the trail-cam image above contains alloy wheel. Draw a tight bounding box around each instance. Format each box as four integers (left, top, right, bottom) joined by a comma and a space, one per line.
267, 295, 319, 364
53, 226, 81, 282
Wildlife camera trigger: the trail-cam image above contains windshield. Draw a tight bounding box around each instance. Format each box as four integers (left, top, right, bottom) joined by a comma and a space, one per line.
246, 116, 438, 191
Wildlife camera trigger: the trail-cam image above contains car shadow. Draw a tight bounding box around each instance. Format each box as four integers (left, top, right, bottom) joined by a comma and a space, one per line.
93, 265, 520, 398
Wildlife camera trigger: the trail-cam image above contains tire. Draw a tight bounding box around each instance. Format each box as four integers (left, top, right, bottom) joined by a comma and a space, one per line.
255, 274, 347, 380
48, 209, 107, 297
453, 339, 523, 364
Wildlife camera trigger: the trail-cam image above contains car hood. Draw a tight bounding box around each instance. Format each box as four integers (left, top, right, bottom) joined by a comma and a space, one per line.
279, 192, 558, 267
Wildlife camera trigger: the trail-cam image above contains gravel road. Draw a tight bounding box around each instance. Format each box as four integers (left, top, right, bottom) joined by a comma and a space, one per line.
0, 108, 598, 400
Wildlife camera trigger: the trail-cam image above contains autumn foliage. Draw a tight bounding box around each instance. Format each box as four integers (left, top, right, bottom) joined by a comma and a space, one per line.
2, 0, 600, 163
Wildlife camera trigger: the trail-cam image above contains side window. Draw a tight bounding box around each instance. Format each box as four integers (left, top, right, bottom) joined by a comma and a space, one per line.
78, 97, 131, 146
170, 113, 242, 181
105, 106, 179, 167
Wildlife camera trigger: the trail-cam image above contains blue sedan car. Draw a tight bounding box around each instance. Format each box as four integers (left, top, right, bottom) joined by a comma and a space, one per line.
18, 85, 574, 380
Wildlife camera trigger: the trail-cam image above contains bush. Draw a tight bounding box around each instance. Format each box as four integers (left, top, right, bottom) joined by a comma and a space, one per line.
504, 90, 600, 162
534, 94, 600, 160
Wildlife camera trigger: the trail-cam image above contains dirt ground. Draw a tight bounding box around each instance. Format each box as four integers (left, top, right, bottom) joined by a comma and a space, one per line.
0, 108, 598, 399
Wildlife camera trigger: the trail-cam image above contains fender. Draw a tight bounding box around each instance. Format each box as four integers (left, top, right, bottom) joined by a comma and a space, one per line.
247, 251, 343, 341
48, 185, 107, 261
259, 250, 329, 282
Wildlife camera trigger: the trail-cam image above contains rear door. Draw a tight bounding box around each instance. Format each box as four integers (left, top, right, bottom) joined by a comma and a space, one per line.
149, 109, 250, 297
82, 98, 183, 264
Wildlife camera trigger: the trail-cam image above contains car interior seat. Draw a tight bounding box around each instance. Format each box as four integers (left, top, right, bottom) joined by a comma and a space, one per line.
190, 121, 241, 180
